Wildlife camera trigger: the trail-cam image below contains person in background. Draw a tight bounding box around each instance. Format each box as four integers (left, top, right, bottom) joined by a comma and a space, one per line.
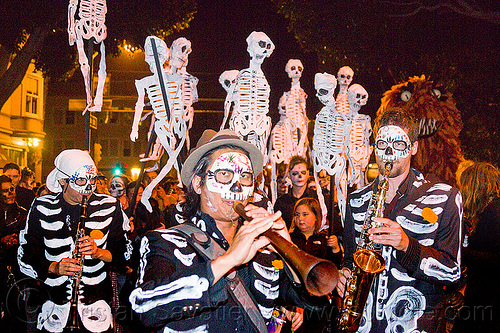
36, 183, 51, 197
274, 155, 316, 229
0, 175, 28, 331
283, 197, 341, 333
109, 174, 130, 211
16, 167, 36, 211
17, 149, 132, 333
2, 163, 35, 211
95, 172, 110, 195
452, 161, 500, 333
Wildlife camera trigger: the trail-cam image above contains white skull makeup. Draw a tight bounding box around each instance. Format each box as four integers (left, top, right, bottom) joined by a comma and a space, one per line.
206, 152, 254, 201
68, 164, 97, 194
375, 125, 412, 161
109, 177, 125, 197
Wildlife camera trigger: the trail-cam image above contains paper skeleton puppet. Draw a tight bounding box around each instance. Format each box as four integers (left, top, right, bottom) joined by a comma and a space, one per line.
347, 84, 372, 188
335, 66, 354, 117
312, 72, 354, 224
130, 36, 186, 212
68, 0, 107, 114
228, 31, 274, 158
170, 37, 199, 151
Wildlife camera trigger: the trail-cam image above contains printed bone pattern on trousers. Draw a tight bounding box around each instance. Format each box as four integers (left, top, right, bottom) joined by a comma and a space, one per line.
68, 0, 107, 114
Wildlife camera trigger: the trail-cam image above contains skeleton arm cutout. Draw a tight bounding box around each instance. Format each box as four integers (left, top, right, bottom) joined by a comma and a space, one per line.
219, 70, 239, 130
67, 0, 108, 114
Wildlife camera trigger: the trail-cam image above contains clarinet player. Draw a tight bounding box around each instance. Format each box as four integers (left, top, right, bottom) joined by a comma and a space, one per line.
337, 109, 462, 333
18, 149, 132, 333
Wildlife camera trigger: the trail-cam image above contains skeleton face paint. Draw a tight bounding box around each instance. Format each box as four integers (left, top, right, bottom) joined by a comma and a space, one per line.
206, 152, 254, 201
68, 165, 97, 194
109, 177, 126, 197
375, 125, 412, 161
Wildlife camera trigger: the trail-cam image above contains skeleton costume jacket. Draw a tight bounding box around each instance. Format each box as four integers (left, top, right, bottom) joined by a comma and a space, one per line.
130, 211, 304, 333
343, 169, 462, 333
17, 192, 132, 333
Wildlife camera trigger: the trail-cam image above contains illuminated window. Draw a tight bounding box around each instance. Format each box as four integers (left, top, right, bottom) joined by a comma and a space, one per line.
24, 76, 40, 115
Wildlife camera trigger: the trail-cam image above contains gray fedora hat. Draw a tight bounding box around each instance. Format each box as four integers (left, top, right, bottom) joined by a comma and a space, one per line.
180, 129, 264, 186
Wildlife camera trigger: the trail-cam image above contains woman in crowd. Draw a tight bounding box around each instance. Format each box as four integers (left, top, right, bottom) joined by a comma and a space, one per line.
109, 173, 130, 210
283, 197, 341, 332
453, 161, 500, 332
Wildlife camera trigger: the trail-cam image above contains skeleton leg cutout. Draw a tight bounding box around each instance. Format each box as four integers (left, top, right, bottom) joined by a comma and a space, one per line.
88, 41, 107, 112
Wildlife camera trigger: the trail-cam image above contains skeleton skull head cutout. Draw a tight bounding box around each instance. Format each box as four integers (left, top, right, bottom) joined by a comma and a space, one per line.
170, 37, 192, 71
246, 31, 275, 66
109, 176, 126, 198
314, 72, 337, 107
337, 66, 354, 87
206, 152, 254, 201
285, 59, 303, 80
348, 84, 369, 111
219, 70, 239, 93
68, 164, 97, 195
375, 125, 412, 162
144, 36, 170, 74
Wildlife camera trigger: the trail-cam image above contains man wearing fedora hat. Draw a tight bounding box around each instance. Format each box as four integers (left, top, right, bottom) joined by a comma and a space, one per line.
130, 129, 305, 332
18, 149, 132, 332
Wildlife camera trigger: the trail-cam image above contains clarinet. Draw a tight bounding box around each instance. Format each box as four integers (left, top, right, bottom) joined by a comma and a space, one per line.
64, 195, 88, 332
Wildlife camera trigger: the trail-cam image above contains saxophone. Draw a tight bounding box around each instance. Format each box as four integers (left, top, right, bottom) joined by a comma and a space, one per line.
64, 195, 88, 332
337, 161, 392, 332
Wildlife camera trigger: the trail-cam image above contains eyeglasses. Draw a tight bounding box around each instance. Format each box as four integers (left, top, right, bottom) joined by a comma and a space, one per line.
72, 177, 97, 187
207, 169, 254, 187
375, 140, 409, 151
1, 186, 15, 194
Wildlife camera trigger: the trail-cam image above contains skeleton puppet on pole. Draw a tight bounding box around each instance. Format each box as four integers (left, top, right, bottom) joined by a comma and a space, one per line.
312, 73, 353, 224
68, 0, 107, 114
140, 37, 198, 167
347, 84, 371, 188
228, 31, 274, 158
268, 59, 308, 202
130, 36, 186, 212
170, 38, 199, 151
335, 66, 354, 117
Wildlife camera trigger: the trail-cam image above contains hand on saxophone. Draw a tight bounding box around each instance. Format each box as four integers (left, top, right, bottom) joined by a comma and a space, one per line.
336, 267, 353, 297
369, 217, 410, 251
